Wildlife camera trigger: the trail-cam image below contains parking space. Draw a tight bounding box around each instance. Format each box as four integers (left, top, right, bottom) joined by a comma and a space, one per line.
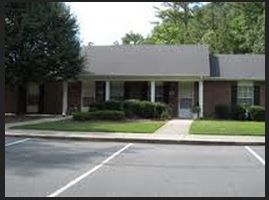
5, 137, 28, 145
5, 137, 265, 197
246, 146, 265, 161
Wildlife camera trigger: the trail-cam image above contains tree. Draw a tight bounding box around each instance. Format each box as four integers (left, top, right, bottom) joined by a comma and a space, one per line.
113, 40, 120, 45
121, 31, 145, 45
145, 22, 184, 44
155, 2, 200, 43
156, 2, 198, 29
252, 10, 265, 53
198, 2, 265, 53
147, 2, 264, 54
5, 2, 84, 114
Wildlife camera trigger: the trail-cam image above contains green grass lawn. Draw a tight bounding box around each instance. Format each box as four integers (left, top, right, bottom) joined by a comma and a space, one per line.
190, 120, 265, 136
11, 121, 166, 133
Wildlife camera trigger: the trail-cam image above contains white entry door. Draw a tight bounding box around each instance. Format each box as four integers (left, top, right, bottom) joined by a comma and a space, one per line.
178, 82, 194, 118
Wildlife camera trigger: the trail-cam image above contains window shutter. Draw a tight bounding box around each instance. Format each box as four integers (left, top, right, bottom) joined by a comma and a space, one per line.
38, 84, 45, 114
231, 84, 237, 109
254, 85, 260, 105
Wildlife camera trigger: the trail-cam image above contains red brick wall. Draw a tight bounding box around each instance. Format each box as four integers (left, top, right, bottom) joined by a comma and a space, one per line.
43, 82, 63, 114
5, 86, 18, 113
204, 81, 236, 117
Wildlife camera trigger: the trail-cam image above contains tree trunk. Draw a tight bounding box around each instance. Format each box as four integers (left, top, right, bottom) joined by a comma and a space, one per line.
16, 83, 27, 116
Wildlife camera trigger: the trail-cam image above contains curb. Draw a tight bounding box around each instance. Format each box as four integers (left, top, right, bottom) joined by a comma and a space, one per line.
5, 133, 265, 146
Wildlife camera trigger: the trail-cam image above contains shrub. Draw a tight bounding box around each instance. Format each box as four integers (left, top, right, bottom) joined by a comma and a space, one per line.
123, 99, 171, 119
88, 107, 98, 112
89, 102, 104, 110
214, 104, 229, 119
155, 102, 170, 118
141, 101, 155, 118
249, 106, 265, 121
73, 110, 125, 121
89, 110, 125, 120
232, 105, 247, 121
103, 100, 123, 111
123, 99, 141, 118
191, 105, 201, 119
73, 112, 89, 121
88, 101, 123, 111
160, 110, 171, 120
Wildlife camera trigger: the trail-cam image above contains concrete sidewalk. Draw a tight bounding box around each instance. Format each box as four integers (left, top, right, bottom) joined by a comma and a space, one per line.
5, 116, 72, 130
5, 129, 265, 145
5, 118, 265, 145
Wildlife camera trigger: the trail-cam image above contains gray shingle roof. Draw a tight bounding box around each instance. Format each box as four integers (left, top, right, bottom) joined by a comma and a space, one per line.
81, 45, 210, 77
210, 54, 265, 80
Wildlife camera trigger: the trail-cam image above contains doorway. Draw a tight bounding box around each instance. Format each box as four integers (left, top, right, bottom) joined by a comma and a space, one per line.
178, 82, 194, 118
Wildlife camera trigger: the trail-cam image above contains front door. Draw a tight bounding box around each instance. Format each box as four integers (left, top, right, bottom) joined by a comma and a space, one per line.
26, 83, 40, 113
178, 82, 194, 118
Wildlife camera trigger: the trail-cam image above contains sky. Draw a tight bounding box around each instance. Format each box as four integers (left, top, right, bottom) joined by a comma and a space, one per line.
67, 2, 161, 46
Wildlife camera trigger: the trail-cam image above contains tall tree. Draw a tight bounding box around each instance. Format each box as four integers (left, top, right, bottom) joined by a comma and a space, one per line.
252, 9, 265, 53
145, 22, 184, 44
5, 2, 84, 114
121, 31, 145, 45
155, 2, 199, 43
146, 2, 264, 54
202, 2, 234, 53
119, 2, 265, 53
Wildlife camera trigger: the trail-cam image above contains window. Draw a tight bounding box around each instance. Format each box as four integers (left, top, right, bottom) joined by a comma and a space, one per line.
237, 82, 254, 108
82, 81, 95, 107
110, 81, 124, 101
156, 82, 164, 103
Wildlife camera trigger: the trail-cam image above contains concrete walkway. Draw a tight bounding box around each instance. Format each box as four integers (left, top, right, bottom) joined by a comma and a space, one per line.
154, 119, 193, 138
5, 118, 265, 145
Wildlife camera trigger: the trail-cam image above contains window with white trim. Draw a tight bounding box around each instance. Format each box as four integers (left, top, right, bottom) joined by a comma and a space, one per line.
237, 82, 254, 108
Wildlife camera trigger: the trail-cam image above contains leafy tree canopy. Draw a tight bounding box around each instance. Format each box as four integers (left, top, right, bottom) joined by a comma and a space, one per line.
5, 2, 84, 87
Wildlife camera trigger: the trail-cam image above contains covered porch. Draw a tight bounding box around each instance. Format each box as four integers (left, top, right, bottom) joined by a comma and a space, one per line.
76, 79, 204, 119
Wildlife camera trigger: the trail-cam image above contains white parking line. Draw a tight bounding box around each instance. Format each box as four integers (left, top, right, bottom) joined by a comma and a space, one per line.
47, 143, 133, 197
245, 146, 265, 166
5, 138, 31, 147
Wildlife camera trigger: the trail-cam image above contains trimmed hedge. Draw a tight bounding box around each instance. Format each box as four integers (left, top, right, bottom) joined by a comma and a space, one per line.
89, 100, 123, 111
103, 100, 123, 111
88, 102, 105, 110
73, 110, 125, 121
73, 112, 89, 121
123, 99, 171, 119
249, 106, 265, 121
123, 99, 142, 118
215, 104, 229, 119
232, 105, 247, 121
83, 99, 171, 120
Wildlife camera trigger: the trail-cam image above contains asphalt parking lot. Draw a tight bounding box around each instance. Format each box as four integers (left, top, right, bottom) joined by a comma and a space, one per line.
5, 137, 265, 197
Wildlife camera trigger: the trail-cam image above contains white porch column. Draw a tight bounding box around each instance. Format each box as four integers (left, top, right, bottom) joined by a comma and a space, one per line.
80, 81, 84, 112
150, 81, 155, 102
199, 80, 204, 118
62, 81, 68, 116
105, 81, 110, 101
